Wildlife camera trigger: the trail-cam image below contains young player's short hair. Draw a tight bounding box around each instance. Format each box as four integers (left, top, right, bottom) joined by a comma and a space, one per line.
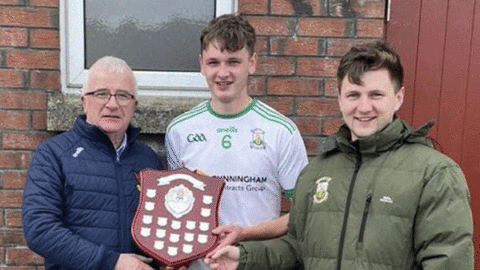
337, 41, 404, 93
200, 14, 256, 56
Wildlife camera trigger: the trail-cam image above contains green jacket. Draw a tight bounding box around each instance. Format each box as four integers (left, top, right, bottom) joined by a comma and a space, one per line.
239, 119, 473, 270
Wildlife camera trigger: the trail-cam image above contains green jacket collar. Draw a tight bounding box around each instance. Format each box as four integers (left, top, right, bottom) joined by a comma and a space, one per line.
320, 117, 432, 156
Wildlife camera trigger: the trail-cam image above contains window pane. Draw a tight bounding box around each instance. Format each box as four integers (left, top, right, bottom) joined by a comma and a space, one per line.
85, 0, 215, 72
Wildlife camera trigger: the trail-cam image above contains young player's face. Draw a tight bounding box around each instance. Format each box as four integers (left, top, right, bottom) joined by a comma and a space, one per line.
200, 42, 257, 110
338, 69, 404, 141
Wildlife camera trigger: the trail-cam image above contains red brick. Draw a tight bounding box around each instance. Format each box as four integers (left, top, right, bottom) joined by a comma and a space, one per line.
247, 17, 290, 35
0, 151, 31, 169
255, 36, 268, 55
0, 0, 22, 5
357, 19, 384, 37
324, 78, 339, 97
3, 171, 27, 189
272, 0, 323, 16
256, 57, 295, 76
294, 117, 321, 135
260, 97, 294, 116
296, 99, 340, 116
0, 28, 27, 47
239, 0, 267, 14
0, 69, 24, 88
327, 38, 374, 56
31, 70, 60, 89
0, 190, 23, 207
32, 111, 47, 130
297, 58, 339, 76
7, 247, 44, 265
303, 136, 320, 155
271, 0, 295, 15
0, 90, 47, 110
3, 131, 50, 150
298, 18, 347, 37
30, 0, 59, 7
0, 7, 53, 28
0, 110, 29, 130
351, 0, 385, 18
267, 77, 320, 96
5, 209, 22, 227
6, 50, 59, 69
248, 77, 266, 96
271, 37, 318, 56
322, 118, 344, 135
30, 29, 59, 49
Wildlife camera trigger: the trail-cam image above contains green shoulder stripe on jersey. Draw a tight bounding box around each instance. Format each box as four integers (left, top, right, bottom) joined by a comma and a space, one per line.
207, 99, 256, 119
283, 189, 294, 198
252, 102, 296, 134
166, 101, 208, 132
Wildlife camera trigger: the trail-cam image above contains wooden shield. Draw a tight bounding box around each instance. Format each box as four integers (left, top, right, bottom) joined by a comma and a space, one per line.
132, 168, 225, 269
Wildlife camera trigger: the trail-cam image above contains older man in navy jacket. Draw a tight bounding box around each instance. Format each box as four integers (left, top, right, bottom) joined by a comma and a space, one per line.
22, 56, 163, 270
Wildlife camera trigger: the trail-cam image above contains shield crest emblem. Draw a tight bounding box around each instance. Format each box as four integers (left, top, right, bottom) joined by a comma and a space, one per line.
132, 168, 225, 269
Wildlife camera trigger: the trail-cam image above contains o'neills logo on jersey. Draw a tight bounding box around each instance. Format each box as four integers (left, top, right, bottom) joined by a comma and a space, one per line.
187, 133, 207, 143
250, 128, 266, 149
313, 177, 332, 204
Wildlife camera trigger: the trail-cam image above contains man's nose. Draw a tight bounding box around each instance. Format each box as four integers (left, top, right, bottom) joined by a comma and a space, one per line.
357, 97, 372, 112
105, 95, 120, 108
217, 64, 230, 77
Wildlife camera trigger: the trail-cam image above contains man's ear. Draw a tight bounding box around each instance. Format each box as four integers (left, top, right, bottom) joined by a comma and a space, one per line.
199, 54, 204, 76
248, 52, 258, 75
394, 86, 405, 112
80, 95, 86, 113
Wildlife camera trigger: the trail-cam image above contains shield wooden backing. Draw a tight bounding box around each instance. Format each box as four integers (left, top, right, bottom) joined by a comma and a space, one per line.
132, 168, 225, 268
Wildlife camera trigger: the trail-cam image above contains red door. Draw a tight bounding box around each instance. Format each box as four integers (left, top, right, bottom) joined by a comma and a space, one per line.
386, 0, 480, 267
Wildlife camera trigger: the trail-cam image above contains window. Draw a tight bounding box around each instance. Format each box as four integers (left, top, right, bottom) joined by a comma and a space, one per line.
60, 0, 237, 97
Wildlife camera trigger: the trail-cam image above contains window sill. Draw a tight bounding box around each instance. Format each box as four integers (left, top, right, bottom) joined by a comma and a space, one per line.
47, 92, 206, 133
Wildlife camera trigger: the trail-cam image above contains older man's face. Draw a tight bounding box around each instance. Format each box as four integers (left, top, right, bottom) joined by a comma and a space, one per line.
81, 68, 137, 140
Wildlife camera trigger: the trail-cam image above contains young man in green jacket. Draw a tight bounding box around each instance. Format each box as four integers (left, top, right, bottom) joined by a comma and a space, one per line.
205, 42, 474, 270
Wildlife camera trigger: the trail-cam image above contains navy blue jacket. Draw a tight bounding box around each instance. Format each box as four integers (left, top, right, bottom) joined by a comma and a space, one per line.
22, 115, 163, 270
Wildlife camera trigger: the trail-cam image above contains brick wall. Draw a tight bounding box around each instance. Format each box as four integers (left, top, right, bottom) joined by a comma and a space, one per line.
0, 0, 384, 268
1, 0, 58, 268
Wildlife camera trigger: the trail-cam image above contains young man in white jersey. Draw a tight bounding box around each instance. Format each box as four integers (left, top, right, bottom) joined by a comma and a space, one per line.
165, 14, 308, 269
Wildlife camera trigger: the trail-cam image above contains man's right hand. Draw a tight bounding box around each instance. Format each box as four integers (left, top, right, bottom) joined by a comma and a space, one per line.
115, 254, 154, 270
204, 246, 240, 270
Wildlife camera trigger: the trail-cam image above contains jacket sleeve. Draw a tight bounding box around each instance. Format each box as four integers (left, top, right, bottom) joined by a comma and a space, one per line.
414, 162, 474, 269
237, 178, 304, 270
238, 232, 301, 270
22, 143, 119, 270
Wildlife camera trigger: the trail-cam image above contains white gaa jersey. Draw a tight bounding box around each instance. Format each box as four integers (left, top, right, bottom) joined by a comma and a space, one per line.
166, 99, 308, 228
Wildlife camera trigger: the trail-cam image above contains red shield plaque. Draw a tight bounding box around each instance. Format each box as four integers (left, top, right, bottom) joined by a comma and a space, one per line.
132, 168, 225, 269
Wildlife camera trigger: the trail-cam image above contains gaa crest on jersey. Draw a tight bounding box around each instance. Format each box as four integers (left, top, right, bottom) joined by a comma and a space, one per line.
313, 176, 332, 204
132, 168, 225, 268
250, 128, 266, 149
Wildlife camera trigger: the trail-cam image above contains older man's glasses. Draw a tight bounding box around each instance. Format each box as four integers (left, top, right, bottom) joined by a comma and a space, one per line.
84, 90, 135, 106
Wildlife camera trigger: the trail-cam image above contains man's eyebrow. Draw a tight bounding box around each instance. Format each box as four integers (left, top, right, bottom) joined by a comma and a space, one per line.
92, 88, 130, 93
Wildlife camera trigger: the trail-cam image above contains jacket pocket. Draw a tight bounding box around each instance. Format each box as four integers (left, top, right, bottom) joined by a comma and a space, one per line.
358, 194, 372, 243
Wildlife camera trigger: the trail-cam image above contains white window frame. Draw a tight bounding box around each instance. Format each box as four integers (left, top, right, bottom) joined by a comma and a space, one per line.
60, 0, 237, 97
